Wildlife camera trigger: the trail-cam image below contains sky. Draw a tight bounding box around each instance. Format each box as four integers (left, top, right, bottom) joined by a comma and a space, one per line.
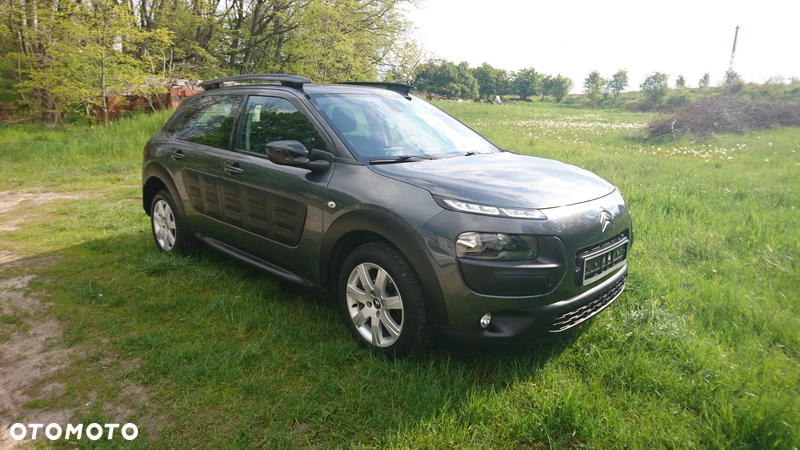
405, 0, 800, 93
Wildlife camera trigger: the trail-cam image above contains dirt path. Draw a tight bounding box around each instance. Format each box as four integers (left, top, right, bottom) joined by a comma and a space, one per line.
0, 190, 155, 447
0, 263, 74, 449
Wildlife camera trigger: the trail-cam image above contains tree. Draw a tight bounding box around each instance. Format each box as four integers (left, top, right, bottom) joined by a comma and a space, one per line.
287, 0, 411, 83
1, 0, 416, 123
539, 74, 552, 102
549, 75, 573, 103
607, 69, 628, 97
725, 69, 741, 85
675, 75, 686, 88
583, 70, 604, 107
385, 38, 430, 85
416, 60, 478, 98
640, 72, 669, 109
698, 72, 711, 88
472, 63, 510, 99
512, 67, 540, 100
8, 0, 172, 124
602, 79, 612, 99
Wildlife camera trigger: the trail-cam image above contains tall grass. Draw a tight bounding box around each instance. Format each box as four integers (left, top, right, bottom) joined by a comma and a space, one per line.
0, 110, 171, 190
0, 103, 798, 448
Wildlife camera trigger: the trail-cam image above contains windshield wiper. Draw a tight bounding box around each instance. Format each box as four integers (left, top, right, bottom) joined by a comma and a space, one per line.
369, 155, 435, 164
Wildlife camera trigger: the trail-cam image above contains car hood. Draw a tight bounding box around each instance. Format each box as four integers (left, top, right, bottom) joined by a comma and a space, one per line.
368, 152, 616, 209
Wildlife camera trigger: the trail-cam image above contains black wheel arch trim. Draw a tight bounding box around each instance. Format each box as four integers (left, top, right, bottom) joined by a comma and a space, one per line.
321, 210, 448, 327
142, 162, 185, 219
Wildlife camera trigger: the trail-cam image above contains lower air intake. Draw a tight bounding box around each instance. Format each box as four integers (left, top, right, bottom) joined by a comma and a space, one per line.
550, 276, 626, 332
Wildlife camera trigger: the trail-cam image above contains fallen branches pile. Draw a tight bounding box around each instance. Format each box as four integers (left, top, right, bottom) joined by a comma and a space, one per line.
647, 96, 800, 139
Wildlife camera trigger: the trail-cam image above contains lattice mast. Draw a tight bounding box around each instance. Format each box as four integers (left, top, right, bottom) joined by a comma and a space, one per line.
726, 25, 740, 92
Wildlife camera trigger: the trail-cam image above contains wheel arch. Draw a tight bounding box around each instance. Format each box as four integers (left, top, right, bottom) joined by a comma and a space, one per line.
142, 163, 184, 218
321, 210, 448, 326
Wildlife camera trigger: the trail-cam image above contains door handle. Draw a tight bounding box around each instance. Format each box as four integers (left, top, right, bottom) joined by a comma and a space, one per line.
170, 150, 186, 161
224, 161, 244, 175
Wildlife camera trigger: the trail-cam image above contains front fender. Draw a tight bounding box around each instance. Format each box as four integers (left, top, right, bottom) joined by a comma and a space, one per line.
320, 210, 448, 326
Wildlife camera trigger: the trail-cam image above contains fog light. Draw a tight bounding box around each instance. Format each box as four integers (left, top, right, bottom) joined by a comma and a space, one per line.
480, 313, 492, 328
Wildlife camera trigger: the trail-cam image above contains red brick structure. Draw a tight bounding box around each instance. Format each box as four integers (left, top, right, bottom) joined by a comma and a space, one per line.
96, 79, 203, 124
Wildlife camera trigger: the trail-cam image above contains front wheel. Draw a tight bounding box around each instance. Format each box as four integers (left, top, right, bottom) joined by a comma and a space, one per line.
338, 242, 431, 358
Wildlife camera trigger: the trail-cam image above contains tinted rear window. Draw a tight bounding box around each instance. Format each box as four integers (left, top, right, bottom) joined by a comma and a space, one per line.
169, 95, 243, 149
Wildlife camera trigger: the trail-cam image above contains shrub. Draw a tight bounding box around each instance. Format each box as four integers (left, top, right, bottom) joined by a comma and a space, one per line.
664, 92, 695, 111
623, 100, 650, 112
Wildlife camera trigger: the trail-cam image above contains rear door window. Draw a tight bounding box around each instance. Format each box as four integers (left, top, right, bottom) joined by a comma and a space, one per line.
170, 95, 243, 149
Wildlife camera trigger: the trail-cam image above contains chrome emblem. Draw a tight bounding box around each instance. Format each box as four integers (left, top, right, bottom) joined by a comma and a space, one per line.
599, 208, 613, 233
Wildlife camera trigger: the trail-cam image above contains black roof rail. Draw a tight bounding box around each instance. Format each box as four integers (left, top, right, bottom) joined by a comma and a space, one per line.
199, 74, 312, 92
336, 81, 412, 99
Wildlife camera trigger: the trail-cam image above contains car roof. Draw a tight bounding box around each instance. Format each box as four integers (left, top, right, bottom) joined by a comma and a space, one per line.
204, 82, 409, 99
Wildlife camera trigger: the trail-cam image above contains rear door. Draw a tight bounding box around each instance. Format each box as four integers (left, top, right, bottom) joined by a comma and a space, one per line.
164, 93, 244, 237
214, 92, 335, 281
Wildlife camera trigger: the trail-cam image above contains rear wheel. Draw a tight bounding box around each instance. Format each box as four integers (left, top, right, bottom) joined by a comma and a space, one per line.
150, 190, 196, 254
338, 242, 431, 358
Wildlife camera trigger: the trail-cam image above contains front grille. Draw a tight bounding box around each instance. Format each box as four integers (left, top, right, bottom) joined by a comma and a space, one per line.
549, 276, 626, 332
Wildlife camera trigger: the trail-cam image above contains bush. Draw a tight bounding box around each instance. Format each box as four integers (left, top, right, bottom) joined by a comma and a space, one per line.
664, 92, 695, 111
623, 100, 650, 112
646, 96, 800, 139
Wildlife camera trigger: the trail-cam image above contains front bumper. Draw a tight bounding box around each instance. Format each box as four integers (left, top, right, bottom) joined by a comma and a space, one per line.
432, 264, 627, 347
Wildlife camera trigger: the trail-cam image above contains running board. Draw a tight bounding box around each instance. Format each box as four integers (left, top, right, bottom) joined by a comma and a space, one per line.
196, 234, 317, 289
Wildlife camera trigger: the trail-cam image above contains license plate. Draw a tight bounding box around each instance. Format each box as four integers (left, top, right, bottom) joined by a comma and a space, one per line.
578, 237, 628, 285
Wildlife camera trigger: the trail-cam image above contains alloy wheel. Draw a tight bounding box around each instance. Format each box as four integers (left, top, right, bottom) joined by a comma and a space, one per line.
152, 199, 177, 251
345, 262, 404, 347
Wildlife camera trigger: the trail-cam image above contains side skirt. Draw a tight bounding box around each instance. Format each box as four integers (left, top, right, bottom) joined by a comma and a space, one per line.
196, 234, 327, 295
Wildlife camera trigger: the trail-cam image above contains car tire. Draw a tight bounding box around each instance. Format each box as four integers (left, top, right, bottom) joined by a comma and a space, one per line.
338, 242, 432, 358
150, 189, 197, 254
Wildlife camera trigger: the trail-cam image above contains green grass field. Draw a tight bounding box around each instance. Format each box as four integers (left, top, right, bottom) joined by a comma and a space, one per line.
0, 101, 798, 449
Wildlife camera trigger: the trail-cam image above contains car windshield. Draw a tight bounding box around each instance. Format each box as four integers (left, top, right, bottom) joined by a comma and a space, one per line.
309, 93, 498, 162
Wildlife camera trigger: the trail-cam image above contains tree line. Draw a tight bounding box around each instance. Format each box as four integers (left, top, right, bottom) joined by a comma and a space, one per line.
0, 0, 415, 124
405, 61, 575, 103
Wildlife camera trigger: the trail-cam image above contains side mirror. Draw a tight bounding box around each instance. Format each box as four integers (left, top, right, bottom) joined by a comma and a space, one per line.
266, 140, 310, 166
265, 140, 332, 172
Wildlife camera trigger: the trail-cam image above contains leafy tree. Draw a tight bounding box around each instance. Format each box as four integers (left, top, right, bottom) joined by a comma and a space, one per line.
1, 0, 416, 123
699, 72, 711, 88
607, 69, 628, 97
385, 38, 430, 85
512, 67, 540, 100
539, 74, 552, 102
640, 72, 669, 109
583, 70, 604, 107
676, 75, 686, 88
724, 70, 744, 93
473, 63, 510, 98
549, 75, 573, 103
8, 0, 171, 124
602, 79, 611, 99
725, 69, 741, 84
287, 0, 410, 83
416, 60, 478, 98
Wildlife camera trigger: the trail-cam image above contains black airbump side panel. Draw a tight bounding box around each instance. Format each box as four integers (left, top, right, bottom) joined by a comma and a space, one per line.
184, 169, 307, 246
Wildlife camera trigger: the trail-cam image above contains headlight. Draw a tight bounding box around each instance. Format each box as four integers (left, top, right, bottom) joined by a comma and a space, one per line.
456, 232, 539, 260
435, 196, 547, 220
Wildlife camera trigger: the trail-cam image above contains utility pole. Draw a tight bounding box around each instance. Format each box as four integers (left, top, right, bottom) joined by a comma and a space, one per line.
726, 25, 740, 93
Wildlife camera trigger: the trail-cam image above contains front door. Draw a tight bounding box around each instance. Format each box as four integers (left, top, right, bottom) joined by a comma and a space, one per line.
215, 94, 335, 281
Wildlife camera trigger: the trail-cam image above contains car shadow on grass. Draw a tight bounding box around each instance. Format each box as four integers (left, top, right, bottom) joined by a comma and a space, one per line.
22, 231, 587, 448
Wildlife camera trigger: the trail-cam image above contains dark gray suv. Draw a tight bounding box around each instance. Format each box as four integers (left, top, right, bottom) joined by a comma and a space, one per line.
142, 74, 632, 357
